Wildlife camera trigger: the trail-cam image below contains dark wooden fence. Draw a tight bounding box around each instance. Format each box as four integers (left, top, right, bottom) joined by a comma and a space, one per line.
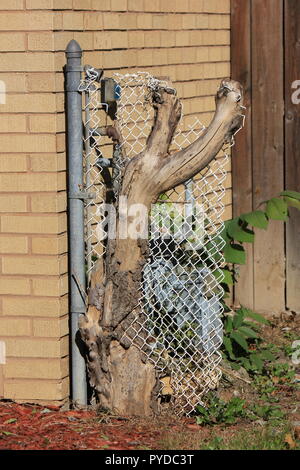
231, 0, 300, 315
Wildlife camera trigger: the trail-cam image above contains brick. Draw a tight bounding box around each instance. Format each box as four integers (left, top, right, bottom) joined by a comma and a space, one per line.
32, 275, 68, 297
30, 193, 66, 213
73, 0, 92, 9
144, 0, 159, 11
30, 153, 66, 172
28, 32, 54, 51
136, 49, 153, 67
56, 133, 65, 152
73, 32, 94, 50
174, 31, 189, 47
94, 31, 128, 50
102, 12, 120, 31
0, 173, 64, 193
33, 316, 68, 337
203, 0, 230, 13
208, 46, 228, 62
0, 73, 27, 93
182, 14, 197, 29
167, 14, 182, 30
0, 53, 54, 72
0, 115, 27, 133
195, 14, 209, 29
62, 11, 84, 29
144, 31, 160, 48
1, 93, 56, 113
2, 296, 68, 318
1, 214, 66, 234
53, 0, 72, 8
189, 0, 204, 12
118, 12, 137, 29
136, 13, 153, 29
55, 114, 65, 133
27, 73, 56, 92
2, 255, 67, 275
0, 278, 31, 295
26, 0, 54, 8
0, 33, 26, 52
53, 31, 73, 51
29, 114, 56, 133
189, 30, 202, 46
84, 11, 103, 30
0, 318, 32, 337
4, 357, 69, 379
91, 0, 110, 10
0, 155, 27, 172
167, 47, 182, 64
196, 47, 209, 62
4, 378, 69, 401
111, 0, 127, 11
202, 30, 230, 46
152, 48, 168, 65
0, 12, 53, 31
173, 0, 189, 12
0, 0, 25, 8
0, 236, 28, 253
160, 0, 175, 12
32, 235, 67, 255
127, 0, 142, 11
158, 30, 174, 47
128, 31, 144, 48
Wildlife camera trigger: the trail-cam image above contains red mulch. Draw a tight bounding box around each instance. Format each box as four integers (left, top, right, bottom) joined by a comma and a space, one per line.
0, 401, 192, 450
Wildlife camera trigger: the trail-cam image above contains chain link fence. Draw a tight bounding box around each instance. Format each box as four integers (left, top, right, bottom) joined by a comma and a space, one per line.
80, 70, 233, 415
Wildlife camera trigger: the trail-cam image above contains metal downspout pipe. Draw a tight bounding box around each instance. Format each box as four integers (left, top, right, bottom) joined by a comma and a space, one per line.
65, 40, 87, 405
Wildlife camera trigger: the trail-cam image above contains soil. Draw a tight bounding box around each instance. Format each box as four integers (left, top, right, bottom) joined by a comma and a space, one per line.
0, 313, 299, 451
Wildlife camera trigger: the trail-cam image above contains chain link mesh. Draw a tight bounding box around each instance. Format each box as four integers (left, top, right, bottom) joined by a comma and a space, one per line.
81, 70, 236, 415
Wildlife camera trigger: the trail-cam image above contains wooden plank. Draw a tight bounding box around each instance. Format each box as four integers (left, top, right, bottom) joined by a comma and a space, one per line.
284, 0, 300, 313
251, 0, 285, 314
231, 0, 254, 308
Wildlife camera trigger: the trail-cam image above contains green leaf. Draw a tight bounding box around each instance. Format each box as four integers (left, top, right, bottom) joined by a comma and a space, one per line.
238, 326, 259, 339
241, 210, 268, 229
250, 353, 264, 371
226, 218, 255, 243
4, 418, 17, 424
244, 310, 270, 325
220, 268, 234, 286
230, 331, 249, 351
223, 243, 246, 265
260, 350, 275, 361
238, 357, 251, 370
280, 190, 300, 200
283, 196, 300, 210
266, 198, 288, 221
233, 310, 245, 329
223, 336, 235, 360
224, 316, 233, 333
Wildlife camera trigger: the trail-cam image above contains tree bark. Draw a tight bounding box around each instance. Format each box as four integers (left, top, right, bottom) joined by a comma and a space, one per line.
79, 78, 244, 415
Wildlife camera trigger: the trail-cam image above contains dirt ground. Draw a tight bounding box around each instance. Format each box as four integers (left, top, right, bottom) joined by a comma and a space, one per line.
0, 314, 299, 451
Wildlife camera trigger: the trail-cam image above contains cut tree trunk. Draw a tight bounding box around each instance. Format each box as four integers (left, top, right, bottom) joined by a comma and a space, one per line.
79, 78, 244, 416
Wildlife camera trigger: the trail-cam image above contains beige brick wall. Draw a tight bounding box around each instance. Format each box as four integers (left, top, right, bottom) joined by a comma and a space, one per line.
0, 0, 231, 406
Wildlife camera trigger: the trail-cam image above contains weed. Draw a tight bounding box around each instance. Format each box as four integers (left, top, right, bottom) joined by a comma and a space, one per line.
222, 307, 275, 374
200, 425, 299, 450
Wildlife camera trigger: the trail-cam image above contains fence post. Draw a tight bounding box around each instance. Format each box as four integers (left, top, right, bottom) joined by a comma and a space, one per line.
65, 40, 87, 405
